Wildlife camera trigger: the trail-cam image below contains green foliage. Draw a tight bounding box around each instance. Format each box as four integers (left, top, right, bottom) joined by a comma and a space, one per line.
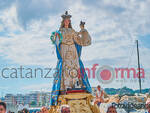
104, 87, 150, 95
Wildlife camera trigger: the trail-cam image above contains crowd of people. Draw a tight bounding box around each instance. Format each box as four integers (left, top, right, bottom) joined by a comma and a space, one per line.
94, 85, 118, 113
0, 102, 50, 113
94, 85, 150, 113
0, 102, 70, 113
0, 86, 150, 113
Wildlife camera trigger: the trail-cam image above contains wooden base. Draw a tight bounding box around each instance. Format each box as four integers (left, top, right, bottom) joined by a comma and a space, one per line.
49, 93, 100, 113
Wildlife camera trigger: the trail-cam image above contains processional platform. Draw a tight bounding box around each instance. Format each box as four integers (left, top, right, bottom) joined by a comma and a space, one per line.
49, 93, 100, 113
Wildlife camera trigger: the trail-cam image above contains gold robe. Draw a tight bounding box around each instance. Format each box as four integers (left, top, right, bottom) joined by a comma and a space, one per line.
59, 28, 91, 91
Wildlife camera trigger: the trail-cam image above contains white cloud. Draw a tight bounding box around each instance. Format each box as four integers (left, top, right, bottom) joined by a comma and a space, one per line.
0, 0, 150, 90
0, 26, 3, 31
21, 83, 52, 92
0, 5, 60, 67
0, 5, 23, 33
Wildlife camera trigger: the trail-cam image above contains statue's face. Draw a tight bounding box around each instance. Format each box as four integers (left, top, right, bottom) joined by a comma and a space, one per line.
64, 19, 70, 28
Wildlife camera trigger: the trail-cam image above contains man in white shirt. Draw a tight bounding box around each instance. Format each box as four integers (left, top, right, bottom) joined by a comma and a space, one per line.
94, 85, 104, 106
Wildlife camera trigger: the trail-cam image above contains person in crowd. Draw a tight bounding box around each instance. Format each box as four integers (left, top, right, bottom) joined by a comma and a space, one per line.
41, 107, 49, 113
0, 102, 6, 113
94, 85, 104, 106
60, 105, 70, 113
146, 98, 150, 113
17, 111, 22, 113
22, 108, 29, 113
106, 105, 117, 113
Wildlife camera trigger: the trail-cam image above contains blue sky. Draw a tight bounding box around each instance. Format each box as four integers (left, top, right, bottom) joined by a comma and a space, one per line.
0, 0, 150, 96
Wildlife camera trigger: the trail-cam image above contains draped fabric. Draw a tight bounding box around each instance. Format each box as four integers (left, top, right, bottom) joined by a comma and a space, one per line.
50, 42, 62, 105
74, 42, 92, 93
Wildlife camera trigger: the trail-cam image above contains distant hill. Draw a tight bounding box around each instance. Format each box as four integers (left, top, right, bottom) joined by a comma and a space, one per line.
104, 87, 150, 95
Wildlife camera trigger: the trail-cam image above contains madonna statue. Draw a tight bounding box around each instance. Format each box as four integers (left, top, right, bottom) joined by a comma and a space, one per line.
50, 11, 92, 106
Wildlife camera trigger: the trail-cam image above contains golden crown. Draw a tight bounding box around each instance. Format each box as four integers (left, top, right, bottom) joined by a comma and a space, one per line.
61, 11, 72, 19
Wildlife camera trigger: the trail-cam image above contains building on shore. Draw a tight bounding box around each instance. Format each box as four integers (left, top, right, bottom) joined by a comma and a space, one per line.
2, 91, 51, 107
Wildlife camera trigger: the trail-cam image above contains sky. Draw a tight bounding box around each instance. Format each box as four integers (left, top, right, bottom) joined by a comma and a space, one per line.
0, 0, 150, 96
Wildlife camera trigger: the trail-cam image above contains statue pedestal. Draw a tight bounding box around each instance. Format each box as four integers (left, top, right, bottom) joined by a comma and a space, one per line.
49, 93, 100, 113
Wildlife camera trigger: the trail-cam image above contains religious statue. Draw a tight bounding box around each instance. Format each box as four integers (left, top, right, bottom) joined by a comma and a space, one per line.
50, 11, 92, 106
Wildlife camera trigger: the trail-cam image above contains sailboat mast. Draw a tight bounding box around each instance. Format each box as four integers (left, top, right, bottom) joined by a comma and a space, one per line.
136, 40, 142, 93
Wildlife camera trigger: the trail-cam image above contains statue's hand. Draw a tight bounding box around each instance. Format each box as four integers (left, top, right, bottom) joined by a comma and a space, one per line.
80, 21, 85, 30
